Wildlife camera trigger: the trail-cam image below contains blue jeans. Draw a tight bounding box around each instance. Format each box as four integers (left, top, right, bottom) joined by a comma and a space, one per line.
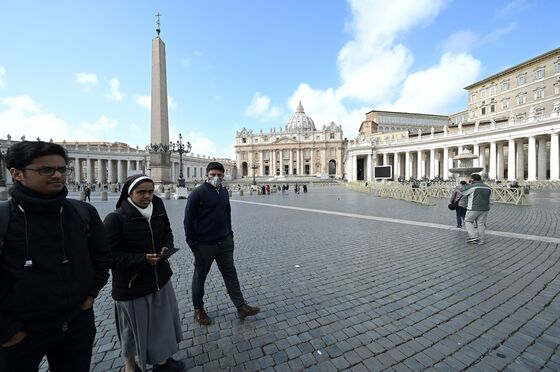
455, 206, 467, 227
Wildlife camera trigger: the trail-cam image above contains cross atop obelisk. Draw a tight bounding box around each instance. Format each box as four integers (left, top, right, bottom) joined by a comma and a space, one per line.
149, 12, 171, 184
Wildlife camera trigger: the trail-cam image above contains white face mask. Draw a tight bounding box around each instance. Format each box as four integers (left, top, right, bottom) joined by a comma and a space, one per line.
208, 176, 222, 188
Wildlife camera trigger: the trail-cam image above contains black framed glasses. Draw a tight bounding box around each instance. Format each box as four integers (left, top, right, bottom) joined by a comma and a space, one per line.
22, 167, 73, 176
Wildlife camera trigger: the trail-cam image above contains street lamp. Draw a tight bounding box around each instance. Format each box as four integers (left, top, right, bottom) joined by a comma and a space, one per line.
250, 162, 258, 185
0, 146, 6, 188
170, 133, 192, 187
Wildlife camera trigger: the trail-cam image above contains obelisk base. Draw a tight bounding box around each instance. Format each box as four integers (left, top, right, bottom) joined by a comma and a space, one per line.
150, 152, 172, 185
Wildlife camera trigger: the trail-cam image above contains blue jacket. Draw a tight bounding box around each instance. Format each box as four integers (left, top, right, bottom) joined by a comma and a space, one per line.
184, 182, 232, 248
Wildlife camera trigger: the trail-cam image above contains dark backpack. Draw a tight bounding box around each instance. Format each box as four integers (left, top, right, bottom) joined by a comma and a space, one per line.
0, 198, 90, 255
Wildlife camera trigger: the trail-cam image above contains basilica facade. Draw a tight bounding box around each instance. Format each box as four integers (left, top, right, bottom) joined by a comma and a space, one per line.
235, 102, 346, 179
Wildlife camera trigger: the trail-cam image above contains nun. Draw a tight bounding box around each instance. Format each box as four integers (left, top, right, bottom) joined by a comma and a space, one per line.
103, 175, 184, 372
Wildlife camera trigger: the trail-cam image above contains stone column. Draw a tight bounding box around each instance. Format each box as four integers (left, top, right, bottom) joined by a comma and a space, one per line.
108, 160, 115, 183
136, 160, 141, 171
429, 149, 435, 179
443, 148, 449, 180
434, 151, 440, 178
383, 153, 388, 166
417, 150, 422, 179
473, 144, 480, 167
528, 136, 537, 181
507, 139, 516, 181
97, 159, 105, 184
489, 142, 497, 180
86, 158, 93, 183
538, 137, 547, 180
497, 143, 505, 180
479, 145, 486, 176
271, 150, 276, 176
516, 139, 525, 180
117, 160, 124, 183
404, 152, 409, 179
127, 160, 132, 173
394, 153, 400, 178
74, 157, 81, 183
260, 151, 265, 176
352, 155, 358, 181
551, 133, 559, 180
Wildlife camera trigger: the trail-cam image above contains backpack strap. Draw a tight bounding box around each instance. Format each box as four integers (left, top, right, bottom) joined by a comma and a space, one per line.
0, 201, 10, 254
67, 198, 91, 237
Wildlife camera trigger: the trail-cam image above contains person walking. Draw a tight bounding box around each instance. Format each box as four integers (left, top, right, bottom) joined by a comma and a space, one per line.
104, 175, 184, 372
0, 141, 111, 372
450, 181, 467, 228
84, 185, 91, 202
184, 162, 260, 325
462, 174, 493, 245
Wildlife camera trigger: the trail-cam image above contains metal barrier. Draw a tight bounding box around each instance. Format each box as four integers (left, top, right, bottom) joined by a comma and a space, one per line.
347, 182, 528, 205
524, 180, 560, 190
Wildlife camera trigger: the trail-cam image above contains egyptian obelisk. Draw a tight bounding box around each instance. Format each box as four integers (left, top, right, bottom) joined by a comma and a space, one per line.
149, 12, 171, 184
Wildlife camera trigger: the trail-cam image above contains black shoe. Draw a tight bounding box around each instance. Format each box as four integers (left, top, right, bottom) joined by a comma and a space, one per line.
237, 304, 260, 319
194, 308, 212, 325
153, 358, 185, 372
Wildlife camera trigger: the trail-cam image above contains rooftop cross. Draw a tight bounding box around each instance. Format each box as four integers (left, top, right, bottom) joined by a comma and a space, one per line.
156, 12, 161, 36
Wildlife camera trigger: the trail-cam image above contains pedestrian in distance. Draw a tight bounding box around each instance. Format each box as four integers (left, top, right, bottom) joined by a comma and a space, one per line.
450, 180, 467, 228
0, 141, 111, 372
462, 173, 493, 245
103, 175, 184, 372
184, 162, 260, 325
84, 185, 91, 202
303, 184, 308, 193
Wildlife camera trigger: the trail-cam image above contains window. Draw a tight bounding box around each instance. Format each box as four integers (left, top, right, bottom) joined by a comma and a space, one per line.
329, 133, 335, 139
534, 87, 545, 100
481, 88, 487, 99
501, 80, 509, 92
329, 148, 335, 157
501, 99, 510, 110
263, 151, 270, 161
556, 62, 560, 73
304, 149, 311, 159
263, 137, 268, 142
516, 93, 526, 105
470, 93, 476, 102
242, 138, 246, 143
490, 99, 495, 113
534, 67, 545, 80
254, 139, 258, 143
517, 73, 527, 86
555, 83, 560, 95
481, 106, 486, 115
282, 150, 289, 160
490, 85, 496, 96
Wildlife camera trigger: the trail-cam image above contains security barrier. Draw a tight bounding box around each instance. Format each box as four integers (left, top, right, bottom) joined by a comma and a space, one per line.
348, 182, 528, 205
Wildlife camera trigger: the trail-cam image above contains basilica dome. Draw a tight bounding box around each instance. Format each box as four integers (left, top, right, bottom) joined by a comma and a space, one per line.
285, 101, 316, 131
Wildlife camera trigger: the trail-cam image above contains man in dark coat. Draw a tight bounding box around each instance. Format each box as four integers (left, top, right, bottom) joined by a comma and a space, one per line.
184, 162, 260, 325
0, 141, 111, 372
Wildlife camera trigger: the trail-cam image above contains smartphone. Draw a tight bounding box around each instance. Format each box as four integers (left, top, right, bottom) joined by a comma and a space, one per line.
157, 248, 180, 259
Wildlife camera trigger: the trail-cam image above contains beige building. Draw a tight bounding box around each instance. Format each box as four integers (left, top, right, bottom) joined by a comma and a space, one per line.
235, 102, 346, 179
360, 110, 448, 134
465, 47, 560, 123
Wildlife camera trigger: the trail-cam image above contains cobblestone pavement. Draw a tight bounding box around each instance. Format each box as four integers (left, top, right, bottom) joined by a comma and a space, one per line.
42, 186, 560, 371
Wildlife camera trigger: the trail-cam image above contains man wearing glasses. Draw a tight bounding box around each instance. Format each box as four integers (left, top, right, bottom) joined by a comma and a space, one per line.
184, 161, 260, 325
0, 141, 111, 372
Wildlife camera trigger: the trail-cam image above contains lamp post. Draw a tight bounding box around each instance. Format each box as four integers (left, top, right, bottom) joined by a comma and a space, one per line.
250, 162, 258, 185
170, 133, 192, 187
0, 147, 6, 188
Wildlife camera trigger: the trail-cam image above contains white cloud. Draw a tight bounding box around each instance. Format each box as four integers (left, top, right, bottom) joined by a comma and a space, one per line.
75, 73, 98, 85
441, 24, 515, 54
336, 0, 446, 103
0, 96, 65, 142
245, 92, 283, 121
135, 94, 177, 110
0, 67, 6, 88
390, 53, 481, 114
0, 95, 121, 142
106, 78, 124, 101
135, 95, 151, 109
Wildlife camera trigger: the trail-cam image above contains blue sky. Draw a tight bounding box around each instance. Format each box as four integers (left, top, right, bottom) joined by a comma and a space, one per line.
0, 0, 558, 158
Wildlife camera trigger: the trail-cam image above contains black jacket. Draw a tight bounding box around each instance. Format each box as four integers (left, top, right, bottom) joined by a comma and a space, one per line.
104, 196, 174, 301
0, 184, 111, 344
184, 182, 232, 248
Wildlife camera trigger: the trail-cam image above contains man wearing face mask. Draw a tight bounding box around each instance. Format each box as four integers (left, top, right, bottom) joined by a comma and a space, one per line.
184, 162, 260, 325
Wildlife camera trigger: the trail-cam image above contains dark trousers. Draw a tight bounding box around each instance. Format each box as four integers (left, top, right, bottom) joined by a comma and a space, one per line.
0, 308, 96, 372
455, 206, 467, 227
192, 235, 245, 309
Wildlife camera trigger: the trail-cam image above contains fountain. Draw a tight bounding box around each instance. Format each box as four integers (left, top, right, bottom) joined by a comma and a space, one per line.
449, 149, 483, 180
